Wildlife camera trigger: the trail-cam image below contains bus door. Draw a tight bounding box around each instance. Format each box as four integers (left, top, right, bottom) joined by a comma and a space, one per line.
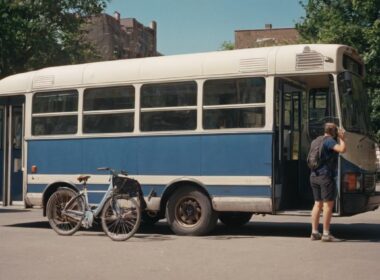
0, 106, 4, 204
275, 79, 304, 210
0, 96, 25, 206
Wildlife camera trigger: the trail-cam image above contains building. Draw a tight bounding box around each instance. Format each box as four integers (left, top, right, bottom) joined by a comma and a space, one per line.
84, 12, 159, 61
235, 24, 300, 49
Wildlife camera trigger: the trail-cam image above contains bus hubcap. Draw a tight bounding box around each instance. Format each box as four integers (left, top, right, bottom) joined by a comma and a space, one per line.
176, 198, 201, 227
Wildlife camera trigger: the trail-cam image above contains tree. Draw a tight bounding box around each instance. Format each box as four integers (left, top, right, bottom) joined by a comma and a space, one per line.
0, 0, 108, 79
219, 40, 235, 50
296, 0, 380, 139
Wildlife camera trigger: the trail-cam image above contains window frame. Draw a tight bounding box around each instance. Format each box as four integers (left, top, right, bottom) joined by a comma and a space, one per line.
202, 77, 266, 130
82, 85, 136, 134
140, 81, 198, 132
31, 90, 79, 136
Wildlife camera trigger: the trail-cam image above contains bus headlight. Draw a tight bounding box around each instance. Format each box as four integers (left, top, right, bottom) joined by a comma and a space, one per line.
343, 172, 362, 192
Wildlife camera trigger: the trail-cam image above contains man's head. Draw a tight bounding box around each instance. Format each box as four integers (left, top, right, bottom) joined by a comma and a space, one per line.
324, 122, 338, 138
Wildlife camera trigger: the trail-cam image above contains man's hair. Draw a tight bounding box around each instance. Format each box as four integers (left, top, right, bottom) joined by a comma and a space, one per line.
324, 122, 338, 137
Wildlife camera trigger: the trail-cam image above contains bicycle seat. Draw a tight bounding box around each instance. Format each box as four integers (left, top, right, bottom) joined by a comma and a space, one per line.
77, 175, 91, 183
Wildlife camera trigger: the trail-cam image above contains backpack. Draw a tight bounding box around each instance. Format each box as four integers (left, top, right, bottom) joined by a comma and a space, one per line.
307, 136, 327, 170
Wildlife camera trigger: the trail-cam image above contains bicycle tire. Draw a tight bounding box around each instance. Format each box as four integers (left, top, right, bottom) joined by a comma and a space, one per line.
46, 188, 85, 236
101, 194, 141, 241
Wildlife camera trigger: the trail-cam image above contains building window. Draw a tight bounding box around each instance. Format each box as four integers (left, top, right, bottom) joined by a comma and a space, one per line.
203, 77, 266, 129
32, 90, 78, 135
140, 82, 197, 131
83, 86, 135, 133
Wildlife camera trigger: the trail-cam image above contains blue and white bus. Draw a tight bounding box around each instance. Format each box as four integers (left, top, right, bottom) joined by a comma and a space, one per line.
0, 44, 379, 235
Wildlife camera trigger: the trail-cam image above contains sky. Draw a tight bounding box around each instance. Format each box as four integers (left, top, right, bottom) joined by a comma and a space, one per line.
106, 0, 305, 55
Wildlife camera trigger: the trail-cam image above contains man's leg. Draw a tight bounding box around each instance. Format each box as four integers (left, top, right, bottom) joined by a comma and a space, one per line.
311, 201, 323, 232
310, 176, 323, 240
322, 200, 334, 234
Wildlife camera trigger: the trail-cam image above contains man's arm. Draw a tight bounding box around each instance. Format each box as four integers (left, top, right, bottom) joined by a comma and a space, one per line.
332, 129, 346, 153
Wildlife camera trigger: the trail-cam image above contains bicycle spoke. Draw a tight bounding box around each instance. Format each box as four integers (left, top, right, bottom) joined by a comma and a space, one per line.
47, 189, 84, 236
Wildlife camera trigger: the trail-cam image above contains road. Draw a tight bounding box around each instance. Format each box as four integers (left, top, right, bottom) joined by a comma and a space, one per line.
0, 206, 380, 280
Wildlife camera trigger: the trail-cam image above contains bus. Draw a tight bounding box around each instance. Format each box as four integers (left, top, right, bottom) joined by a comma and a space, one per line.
0, 44, 379, 235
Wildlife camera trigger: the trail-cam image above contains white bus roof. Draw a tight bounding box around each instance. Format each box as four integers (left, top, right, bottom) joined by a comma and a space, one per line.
0, 44, 360, 95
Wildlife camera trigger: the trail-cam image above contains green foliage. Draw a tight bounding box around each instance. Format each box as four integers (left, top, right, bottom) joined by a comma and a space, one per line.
296, 0, 380, 140
219, 40, 235, 50
0, 0, 108, 78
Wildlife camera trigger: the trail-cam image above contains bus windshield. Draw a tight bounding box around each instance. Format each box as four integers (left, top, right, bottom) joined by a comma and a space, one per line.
338, 72, 371, 135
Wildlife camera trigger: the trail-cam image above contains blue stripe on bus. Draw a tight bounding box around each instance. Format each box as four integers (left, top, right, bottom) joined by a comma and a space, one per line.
27, 184, 167, 196
28, 184, 271, 198
27, 184, 110, 193
206, 185, 271, 197
88, 193, 106, 204
141, 185, 271, 197
30, 183, 271, 204
86, 185, 271, 204
27, 133, 273, 177
27, 184, 46, 193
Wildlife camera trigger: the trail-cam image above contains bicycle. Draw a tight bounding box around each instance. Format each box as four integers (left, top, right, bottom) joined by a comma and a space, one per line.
46, 167, 145, 241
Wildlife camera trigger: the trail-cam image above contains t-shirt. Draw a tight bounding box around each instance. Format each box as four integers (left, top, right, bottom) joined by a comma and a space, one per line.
315, 136, 338, 176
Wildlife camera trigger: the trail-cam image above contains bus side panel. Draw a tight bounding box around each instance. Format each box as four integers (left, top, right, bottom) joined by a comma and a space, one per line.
26, 133, 273, 205
201, 133, 272, 176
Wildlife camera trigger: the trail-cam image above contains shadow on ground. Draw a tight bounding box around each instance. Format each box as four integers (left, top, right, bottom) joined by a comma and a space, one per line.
206, 221, 380, 243
0, 208, 31, 213
4, 219, 380, 242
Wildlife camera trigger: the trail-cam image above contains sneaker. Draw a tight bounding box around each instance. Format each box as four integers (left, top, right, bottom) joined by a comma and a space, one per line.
321, 234, 342, 242
310, 232, 322, 241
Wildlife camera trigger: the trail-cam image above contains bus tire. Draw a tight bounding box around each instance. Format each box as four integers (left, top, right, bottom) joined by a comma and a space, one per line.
219, 212, 253, 227
166, 186, 217, 236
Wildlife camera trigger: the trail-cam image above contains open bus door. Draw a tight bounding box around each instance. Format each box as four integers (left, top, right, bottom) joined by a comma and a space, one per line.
275, 78, 316, 212
275, 75, 339, 214
0, 96, 25, 206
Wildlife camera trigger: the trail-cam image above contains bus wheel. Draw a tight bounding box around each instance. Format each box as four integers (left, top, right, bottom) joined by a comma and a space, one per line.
219, 212, 253, 227
166, 186, 217, 236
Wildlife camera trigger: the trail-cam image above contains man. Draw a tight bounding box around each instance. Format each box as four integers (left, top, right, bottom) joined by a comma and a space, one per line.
310, 123, 346, 242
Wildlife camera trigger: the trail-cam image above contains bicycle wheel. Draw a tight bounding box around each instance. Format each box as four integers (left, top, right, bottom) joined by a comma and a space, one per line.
46, 188, 85, 236
101, 194, 141, 241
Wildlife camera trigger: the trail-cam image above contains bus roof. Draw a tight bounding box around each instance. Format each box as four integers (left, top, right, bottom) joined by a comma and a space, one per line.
0, 44, 360, 95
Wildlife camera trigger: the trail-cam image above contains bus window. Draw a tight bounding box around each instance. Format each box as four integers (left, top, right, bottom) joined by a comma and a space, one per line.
203, 77, 265, 129
140, 82, 197, 132
308, 88, 334, 139
343, 55, 363, 76
83, 86, 135, 133
32, 90, 78, 135
338, 72, 370, 135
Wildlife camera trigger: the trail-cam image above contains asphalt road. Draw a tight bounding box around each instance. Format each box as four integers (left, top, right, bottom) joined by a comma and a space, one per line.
0, 206, 379, 280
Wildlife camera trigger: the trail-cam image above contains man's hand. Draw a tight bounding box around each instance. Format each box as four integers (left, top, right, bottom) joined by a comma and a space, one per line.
338, 128, 345, 140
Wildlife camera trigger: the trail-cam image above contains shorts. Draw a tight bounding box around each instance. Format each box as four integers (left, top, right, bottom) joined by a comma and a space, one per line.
310, 174, 337, 202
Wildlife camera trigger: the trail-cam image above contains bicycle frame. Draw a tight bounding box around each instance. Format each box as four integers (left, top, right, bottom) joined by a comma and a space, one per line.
62, 177, 115, 224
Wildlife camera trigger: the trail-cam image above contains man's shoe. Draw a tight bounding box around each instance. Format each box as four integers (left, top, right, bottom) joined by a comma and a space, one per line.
321, 234, 342, 242
310, 232, 322, 241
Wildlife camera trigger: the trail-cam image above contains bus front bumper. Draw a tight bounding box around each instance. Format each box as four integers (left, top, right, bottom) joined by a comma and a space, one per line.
342, 192, 380, 216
